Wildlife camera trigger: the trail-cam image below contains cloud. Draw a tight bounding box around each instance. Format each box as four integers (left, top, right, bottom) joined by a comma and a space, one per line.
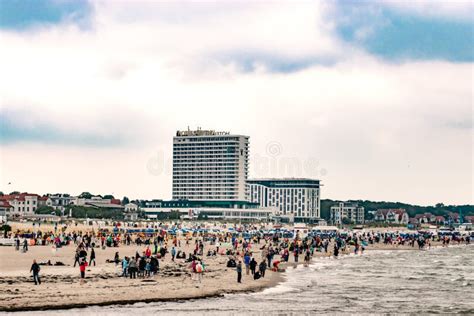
0, 1, 472, 204
0, 106, 155, 147
380, 0, 474, 21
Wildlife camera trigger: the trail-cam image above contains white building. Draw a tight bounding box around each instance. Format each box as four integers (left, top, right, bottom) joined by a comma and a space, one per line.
143, 207, 274, 222
330, 202, 365, 225
247, 179, 321, 222
46, 194, 74, 211
124, 203, 138, 212
172, 128, 249, 201
374, 209, 409, 224
0, 193, 39, 216
0, 200, 13, 222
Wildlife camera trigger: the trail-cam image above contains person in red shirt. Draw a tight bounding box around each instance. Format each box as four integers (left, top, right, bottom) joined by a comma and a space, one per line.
145, 246, 151, 258
79, 259, 88, 284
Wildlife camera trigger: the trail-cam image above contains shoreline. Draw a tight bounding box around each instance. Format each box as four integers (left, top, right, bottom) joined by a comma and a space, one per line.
1, 273, 283, 312
0, 242, 284, 313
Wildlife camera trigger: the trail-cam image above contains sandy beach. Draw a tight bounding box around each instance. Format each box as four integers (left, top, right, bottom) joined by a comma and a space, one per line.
0, 222, 459, 312
0, 238, 285, 312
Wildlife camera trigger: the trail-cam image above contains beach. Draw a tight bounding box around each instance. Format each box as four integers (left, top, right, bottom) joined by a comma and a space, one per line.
0, 222, 469, 312
0, 239, 282, 312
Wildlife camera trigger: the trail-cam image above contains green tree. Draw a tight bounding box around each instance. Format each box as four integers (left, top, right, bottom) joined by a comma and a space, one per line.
103, 195, 115, 199
2, 224, 11, 238
69, 205, 124, 220
342, 218, 353, 225
79, 192, 93, 199
122, 196, 130, 205
35, 206, 61, 216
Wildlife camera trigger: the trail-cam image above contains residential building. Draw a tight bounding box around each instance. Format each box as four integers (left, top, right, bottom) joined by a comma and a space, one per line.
47, 194, 74, 211
0, 193, 39, 216
464, 216, 474, 224
124, 203, 138, 212
374, 209, 409, 225
435, 216, 446, 225
172, 128, 249, 201
0, 200, 13, 222
247, 178, 321, 222
446, 212, 460, 224
330, 202, 365, 225
414, 213, 436, 224
123, 202, 139, 221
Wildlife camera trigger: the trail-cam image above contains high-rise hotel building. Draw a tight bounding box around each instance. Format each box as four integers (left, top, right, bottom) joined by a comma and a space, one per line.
247, 179, 321, 220
172, 128, 249, 201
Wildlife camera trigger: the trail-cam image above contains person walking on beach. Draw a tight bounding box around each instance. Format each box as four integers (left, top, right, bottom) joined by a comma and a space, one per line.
249, 257, 257, 275
244, 253, 251, 275
334, 244, 339, 257
171, 246, 176, 262
73, 249, 80, 267
23, 239, 28, 252
15, 237, 20, 251
89, 247, 96, 267
30, 259, 41, 285
259, 261, 267, 278
236, 261, 242, 283
79, 259, 88, 284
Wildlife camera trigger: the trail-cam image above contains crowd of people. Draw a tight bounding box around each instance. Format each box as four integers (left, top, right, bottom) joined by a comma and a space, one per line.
5, 223, 471, 286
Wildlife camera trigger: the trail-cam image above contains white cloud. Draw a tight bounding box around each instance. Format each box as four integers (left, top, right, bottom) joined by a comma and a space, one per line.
380, 0, 474, 20
0, 1, 472, 204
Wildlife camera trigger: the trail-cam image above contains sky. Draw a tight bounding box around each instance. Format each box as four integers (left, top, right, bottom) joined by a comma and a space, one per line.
0, 0, 472, 205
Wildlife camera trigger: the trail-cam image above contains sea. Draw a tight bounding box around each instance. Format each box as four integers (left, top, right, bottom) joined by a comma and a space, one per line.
8, 245, 474, 315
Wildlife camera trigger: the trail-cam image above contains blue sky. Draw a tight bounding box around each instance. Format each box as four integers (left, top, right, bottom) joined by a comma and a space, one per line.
0, 0, 91, 30
336, 3, 474, 62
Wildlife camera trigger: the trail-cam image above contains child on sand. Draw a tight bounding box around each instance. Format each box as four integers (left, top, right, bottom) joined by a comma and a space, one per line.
79, 259, 88, 284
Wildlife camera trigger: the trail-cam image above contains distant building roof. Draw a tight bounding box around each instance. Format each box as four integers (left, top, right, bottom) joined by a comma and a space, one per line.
0, 200, 12, 208
0, 193, 40, 202
111, 199, 121, 205
247, 179, 320, 188
85, 202, 124, 209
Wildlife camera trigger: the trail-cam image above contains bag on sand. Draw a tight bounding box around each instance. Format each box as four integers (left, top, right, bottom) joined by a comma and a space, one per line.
254, 271, 261, 280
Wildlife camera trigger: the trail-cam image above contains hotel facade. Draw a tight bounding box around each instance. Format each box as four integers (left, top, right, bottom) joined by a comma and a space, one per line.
247, 178, 321, 222
172, 128, 249, 201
